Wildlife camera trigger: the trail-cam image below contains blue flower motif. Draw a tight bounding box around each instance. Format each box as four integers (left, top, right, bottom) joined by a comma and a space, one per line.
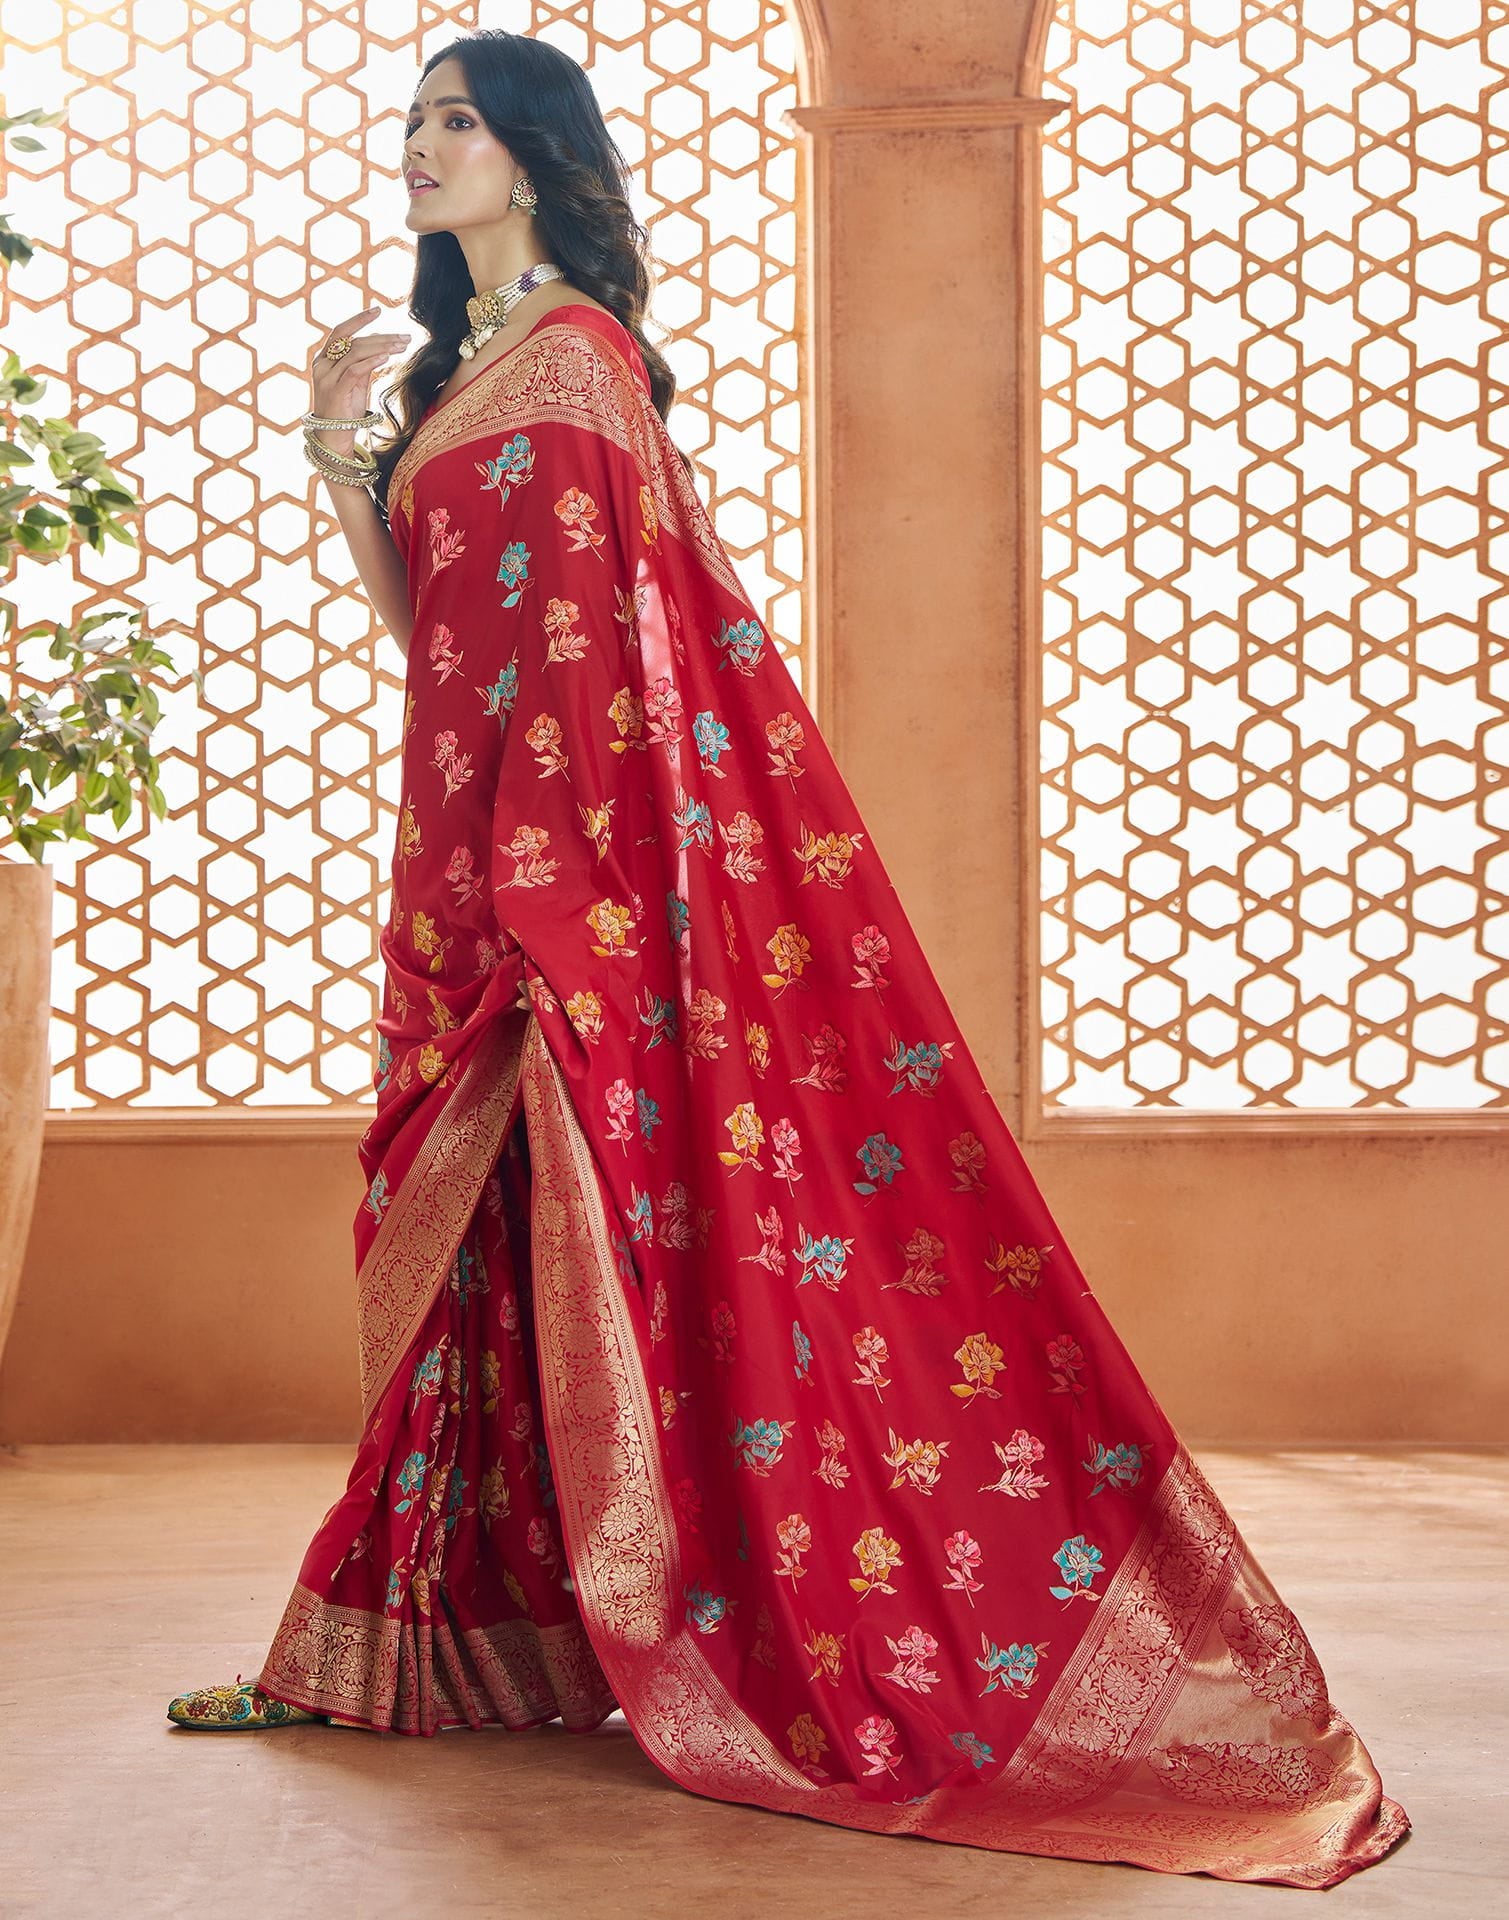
796, 1231, 849, 1288
408, 1344, 444, 1404
884, 1036, 948, 1096
976, 1637, 1047, 1697
450, 1241, 481, 1302
673, 792, 713, 854
684, 1582, 729, 1633
393, 1450, 427, 1515
481, 657, 519, 726
610, 1227, 637, 1284
479, 432, 535, 506
712, 616, 766, 673
854, 1131, 905, 1195
497, 540, 531, 606
364, 1167, 390, 1223
666, 890, 691, 948
949, 1730, 996, 1769
1050, 1533, 1105, 1603
638, 986, 678, 1047
693, 709, 731, 767
636, 1086, 662, 1145
1083, 1438, 1147, 1496
792, 1319, 813, 1383
728, 1415, 789, 1471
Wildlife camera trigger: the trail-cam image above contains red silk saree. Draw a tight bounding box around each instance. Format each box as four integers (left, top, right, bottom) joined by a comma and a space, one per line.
258, 302, 1409, 1887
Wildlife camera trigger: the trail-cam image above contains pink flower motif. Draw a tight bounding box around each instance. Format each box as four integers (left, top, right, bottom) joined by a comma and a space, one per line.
428, 620, 463, 682
427, 506, 467, 575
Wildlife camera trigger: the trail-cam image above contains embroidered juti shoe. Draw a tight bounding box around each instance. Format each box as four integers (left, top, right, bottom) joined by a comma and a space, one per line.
165, 1678, 326, 1729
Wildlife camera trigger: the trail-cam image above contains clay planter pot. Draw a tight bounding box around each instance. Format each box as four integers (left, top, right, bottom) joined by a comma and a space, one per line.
0, 856, 53, 1369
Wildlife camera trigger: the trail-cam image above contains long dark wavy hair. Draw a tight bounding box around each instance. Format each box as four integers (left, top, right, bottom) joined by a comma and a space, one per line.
369, 29, 685, 524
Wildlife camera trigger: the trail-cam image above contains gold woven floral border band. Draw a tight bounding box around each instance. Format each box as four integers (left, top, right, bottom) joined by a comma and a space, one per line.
258, 1578, 617, 1735
356, 1011, 528, 1424
519, 1014, 818, 1798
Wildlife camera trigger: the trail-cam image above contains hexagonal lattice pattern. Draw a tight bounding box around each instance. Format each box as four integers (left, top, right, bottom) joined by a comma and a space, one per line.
0, 0, 802, 1108
1039, 0, 1509, 1114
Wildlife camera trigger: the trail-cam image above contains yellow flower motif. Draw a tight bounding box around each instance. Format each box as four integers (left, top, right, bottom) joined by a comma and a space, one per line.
425, 985, 458, 1035
985, 1237, 1057, 1296
744, 1016, 771, 1074
639, 483, 659, 548
850, 1526, 903, 1599
410, 907, 454, 975
760, 921, 813, 994
416, 1041, 449, 1085
607, 685, 646, 752
881, 1429, 951, 1495
802, 1622, 846, 1685
951, 1332, 1006, 1403
717, 1100, 765, 1170
793, 824, 865, 888
396, 795, 423, 865
479, 1462, 510, 1528
565, 989, 605, 1042
614, 581, 647, 647
789, 1712, 830, 1774
587, 897, 637, 957
579, 797, 615, 859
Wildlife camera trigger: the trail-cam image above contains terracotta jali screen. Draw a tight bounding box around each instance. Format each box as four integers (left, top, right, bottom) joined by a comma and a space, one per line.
1038, 0, 1509, 1116
0, 0, 802, 1109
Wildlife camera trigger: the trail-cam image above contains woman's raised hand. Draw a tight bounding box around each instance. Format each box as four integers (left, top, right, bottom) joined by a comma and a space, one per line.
309, 305, 411, 454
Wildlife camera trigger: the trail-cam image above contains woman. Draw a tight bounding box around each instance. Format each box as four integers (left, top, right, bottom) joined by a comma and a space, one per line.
166, 28, 1410, 1889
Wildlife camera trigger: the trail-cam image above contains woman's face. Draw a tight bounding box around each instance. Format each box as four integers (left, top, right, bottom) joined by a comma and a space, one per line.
402, 57, 518, 235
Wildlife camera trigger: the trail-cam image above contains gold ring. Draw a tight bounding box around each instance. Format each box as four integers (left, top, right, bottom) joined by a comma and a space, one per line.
323, 335, 353, 363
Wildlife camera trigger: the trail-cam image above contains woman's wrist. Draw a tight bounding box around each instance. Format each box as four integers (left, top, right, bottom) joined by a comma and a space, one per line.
319, 467, 375, 497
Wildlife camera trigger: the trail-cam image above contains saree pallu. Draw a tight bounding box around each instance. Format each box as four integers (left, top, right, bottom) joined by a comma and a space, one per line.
259, 303, 1409, 1885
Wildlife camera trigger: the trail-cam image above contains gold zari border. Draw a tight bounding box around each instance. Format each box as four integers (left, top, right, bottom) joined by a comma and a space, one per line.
519, 1014, 818, 1799
356, 1011, 527, 1423
258, 1578, 617, 1735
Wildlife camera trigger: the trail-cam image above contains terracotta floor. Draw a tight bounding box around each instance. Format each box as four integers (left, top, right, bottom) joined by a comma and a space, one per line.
0, 1444, 1500, 1918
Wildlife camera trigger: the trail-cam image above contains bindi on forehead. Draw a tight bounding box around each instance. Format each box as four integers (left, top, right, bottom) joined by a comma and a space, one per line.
407, 93, 477, 114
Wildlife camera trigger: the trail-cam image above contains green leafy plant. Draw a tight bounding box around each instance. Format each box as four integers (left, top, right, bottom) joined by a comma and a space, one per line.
0, 104, 196, 863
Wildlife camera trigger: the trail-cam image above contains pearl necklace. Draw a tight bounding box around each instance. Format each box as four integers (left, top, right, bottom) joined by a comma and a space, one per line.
459, 262, 568, 358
